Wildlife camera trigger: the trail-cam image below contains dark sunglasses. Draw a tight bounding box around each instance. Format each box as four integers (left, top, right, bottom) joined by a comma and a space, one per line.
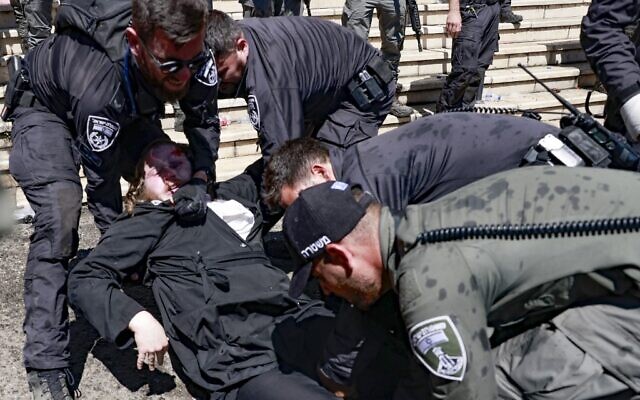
140, 40, 210, 74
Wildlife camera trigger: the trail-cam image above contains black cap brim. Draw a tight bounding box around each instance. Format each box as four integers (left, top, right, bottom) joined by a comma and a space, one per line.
288, 262, 313, 298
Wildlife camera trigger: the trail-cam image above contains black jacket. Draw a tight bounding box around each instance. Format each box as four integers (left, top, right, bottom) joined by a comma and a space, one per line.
68, 174, 306, 398
333, 113, 558, 211
234, 17, 384, 160
581, 0, 640, 134
25, 28, 220, 174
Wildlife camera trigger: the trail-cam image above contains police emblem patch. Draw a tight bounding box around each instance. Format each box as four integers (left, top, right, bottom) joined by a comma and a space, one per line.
247, 95, 260, 131
195, 50, 218, 87
409, 315, 467, 381
86, 116, 120, 152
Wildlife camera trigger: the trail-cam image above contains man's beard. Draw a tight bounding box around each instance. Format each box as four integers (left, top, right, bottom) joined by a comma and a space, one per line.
138, 61, 191, 103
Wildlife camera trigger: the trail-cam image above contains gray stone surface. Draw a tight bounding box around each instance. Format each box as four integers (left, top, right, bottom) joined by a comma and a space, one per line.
0, 207, 190, 399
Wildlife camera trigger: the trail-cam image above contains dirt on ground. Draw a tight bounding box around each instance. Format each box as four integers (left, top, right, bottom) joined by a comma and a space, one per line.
0, 207, 192, 399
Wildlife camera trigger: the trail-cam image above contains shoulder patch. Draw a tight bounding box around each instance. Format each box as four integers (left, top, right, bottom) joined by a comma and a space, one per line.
86, 115, 120, 152
247, 94, 260, 132
409, 315, 467, 381
195, 50, 218, 87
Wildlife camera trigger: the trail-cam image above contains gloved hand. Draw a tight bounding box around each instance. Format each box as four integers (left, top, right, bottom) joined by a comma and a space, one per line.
173, 178, 210, 222
620, 92, 640, 142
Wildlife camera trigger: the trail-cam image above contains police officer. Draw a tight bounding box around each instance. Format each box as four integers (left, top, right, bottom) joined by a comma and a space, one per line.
207, 10, 395, 162
6, 0, 219, 398
9, 0, 53, 52
283, 168, 640, 399
581, 0, 640, 142
264, 113, 558, 210
341, 0, 414, 118
263, 113, 561, 398
437, 0, 500, 112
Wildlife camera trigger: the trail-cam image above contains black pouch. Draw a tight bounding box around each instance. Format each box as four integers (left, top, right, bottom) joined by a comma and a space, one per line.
2, 55, 29, 121
347, 57, 394, 110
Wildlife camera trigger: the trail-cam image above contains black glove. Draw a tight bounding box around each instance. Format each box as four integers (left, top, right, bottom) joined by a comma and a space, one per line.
173, 178, 210, 223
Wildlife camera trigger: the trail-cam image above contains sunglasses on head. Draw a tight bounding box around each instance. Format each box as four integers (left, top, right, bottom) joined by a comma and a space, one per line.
140, 40, 210, 74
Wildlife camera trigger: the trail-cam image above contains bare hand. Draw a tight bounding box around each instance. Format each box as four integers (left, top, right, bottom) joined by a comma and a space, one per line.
128, 311, 169, 371
446, 11, 462, 38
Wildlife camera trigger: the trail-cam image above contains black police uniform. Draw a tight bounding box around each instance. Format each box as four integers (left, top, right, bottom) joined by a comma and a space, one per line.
8, 29, 219, 371
581, 0, 640, 136
69, 174, 337, 400
229, 17, 394, 161
319, 113, 561, 398
335, 113, 557, 211
437, 0, 501, 111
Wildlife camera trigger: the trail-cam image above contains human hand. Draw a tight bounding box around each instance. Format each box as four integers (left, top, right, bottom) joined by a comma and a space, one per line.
446, 11, 462, 38
128, 311, 169, 371
173, 177, 210, 223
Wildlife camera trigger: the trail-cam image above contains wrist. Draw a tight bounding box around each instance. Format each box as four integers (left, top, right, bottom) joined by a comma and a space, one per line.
128, 310, 154, 333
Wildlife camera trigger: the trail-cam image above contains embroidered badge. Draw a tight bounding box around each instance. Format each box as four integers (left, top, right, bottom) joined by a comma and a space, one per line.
195, 50, 218, 87
409, 315, 467, 381
86, 116, 120, 152
247, 94, 260, 132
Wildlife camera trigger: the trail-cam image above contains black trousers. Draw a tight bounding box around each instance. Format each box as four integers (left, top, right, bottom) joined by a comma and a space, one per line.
9, 106, 164, 369
437, 2, 500, 111
9, 0, 52, 50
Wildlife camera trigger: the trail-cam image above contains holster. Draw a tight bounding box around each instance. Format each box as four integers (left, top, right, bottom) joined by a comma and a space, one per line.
1, 55, 39, 121
347, 57, 394, 111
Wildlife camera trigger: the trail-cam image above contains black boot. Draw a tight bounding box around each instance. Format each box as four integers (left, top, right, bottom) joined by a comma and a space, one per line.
27, 368, 76, 400
500, 10, 523, 24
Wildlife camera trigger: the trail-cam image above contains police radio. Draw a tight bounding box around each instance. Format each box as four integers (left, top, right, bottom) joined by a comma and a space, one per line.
517, 63, 640, 172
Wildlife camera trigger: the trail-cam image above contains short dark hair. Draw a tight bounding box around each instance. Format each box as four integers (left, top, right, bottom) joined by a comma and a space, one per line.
263, 138, 331, 209
206, 10, 243, 59
132, 0, 209, 44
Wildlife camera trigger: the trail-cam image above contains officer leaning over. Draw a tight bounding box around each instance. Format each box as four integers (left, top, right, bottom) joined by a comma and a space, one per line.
283, 167, 640, 399
581, 0, 640, 143
264, 113, 564, 398
207, 10, 395, 162
4, 0, 219, 398
264, 113, 559, 211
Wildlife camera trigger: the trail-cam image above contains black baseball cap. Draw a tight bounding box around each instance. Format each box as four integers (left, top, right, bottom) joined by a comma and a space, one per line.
283, 181, 374, 298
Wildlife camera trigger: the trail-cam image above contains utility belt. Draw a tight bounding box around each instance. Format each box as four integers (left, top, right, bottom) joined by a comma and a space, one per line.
521, 126, 615, 168
1, 56, 41, 121
347, 56, 395, 111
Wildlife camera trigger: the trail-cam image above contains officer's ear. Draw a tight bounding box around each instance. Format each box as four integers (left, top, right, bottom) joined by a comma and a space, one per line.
310, 163, 334, 181
126, 27, 142, 58
236, 37, 249, 60
325, 243, 354, 278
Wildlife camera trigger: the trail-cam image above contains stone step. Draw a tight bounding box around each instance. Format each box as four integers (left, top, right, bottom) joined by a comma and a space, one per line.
306, 0, 589, 26
397, 63, 594, 104
421, 0, 590, 26
390, 16, 585, 52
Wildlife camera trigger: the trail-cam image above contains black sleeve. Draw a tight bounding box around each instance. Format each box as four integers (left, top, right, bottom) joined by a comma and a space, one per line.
180, 54, 221, 177
255, 87, 305, 162
581, 0, 640, 103
214, 161, 262, 204
68, 211, 171, 348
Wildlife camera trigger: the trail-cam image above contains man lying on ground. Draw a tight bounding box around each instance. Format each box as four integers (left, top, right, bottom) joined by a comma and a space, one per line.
68, 140, 339, 400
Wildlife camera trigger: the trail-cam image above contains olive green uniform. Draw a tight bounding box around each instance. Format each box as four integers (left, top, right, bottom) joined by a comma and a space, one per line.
379, 166, 640, 399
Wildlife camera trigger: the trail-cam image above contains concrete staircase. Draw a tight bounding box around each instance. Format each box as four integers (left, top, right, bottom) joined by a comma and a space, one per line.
0, 0, 604, 210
